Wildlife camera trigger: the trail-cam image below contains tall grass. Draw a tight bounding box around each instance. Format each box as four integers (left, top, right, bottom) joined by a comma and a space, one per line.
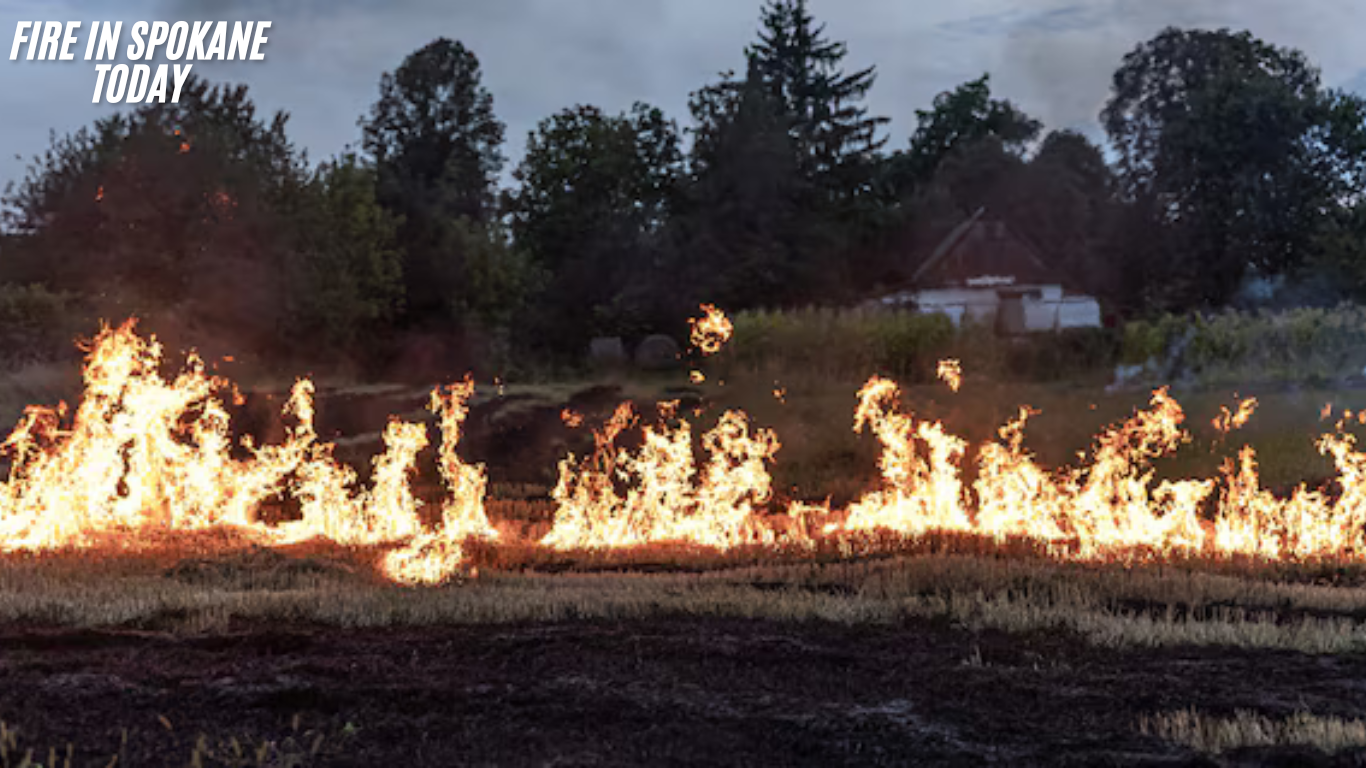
722, 307, 1118, 385
722, 303, 1366, 391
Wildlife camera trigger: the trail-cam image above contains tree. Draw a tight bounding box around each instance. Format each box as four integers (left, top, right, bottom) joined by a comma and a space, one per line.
1102, 27, 1366, 309
1011, 131, 1118, 300
895, 74, 1041, 195
2, 76, 309, 356
360, 39, 506, 325
746, 0, 888, 197
677, 62, 813, 309
281, 154, 405, 353
671, 2, 891, 308
507, 103, 684, 354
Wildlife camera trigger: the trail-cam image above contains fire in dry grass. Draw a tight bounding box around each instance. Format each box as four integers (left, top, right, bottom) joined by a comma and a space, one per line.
689, 304, 733, 356
1213, 398, 1258, 435
841, 380, 1213, 555
540, 401, 780, 550
832, 372, 1366, 562
0, 321, 492, 585
381, 381, 498, 585
14, 320, 1366, 577
937, 359, 962, 393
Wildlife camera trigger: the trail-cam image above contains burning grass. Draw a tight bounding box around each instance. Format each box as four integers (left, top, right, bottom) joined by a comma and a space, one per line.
15, 306, 1366, 650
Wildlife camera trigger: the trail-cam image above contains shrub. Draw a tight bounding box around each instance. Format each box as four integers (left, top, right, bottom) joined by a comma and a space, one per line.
1121, 305, 1366, 387
0, 283, 83, 366
725, 307, 955, 382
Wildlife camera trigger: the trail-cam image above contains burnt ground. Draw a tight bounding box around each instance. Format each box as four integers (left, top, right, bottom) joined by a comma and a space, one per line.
2, 618, 1366, 766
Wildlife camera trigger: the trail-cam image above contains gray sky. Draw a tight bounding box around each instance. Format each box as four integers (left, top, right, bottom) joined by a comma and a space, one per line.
3, 0, 1365, 193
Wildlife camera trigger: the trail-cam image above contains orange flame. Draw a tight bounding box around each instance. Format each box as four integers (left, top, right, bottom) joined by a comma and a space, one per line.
1213, 398, 1258, 435
13, 322, 1366, 578
541, 402, 778, 550
937, 359, 962, 393
839, 379, 1214, 556
0, 321, 490, 584
689, 304, 733, 356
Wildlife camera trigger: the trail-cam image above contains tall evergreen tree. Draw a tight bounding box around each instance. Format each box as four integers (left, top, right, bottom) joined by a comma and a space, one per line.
745, 0, 888, 197
680, 62, 810, 309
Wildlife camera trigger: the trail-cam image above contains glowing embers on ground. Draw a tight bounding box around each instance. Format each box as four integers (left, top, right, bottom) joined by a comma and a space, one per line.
541, 401, 781, 550
0, 321, 493, 584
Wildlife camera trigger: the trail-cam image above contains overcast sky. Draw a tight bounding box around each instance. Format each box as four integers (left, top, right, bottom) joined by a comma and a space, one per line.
3, 0, 1365, 193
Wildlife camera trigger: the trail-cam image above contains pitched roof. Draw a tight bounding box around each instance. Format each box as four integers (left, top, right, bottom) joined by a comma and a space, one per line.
910, 208, 1059, 288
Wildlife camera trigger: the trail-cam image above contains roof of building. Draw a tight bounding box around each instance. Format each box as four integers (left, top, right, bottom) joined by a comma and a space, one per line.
909, 208, 1060, 288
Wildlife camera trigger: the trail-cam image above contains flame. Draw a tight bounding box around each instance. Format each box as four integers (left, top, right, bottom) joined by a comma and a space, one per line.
689, 304, 733, 356
832, 371, 1366, 562
14, 321, 1366, 579
381, 381, 496, 585
690, 370, 706, 384
541, 402, 778, 550
843, 377, 971, 536
561, 409, 584, 429
0, 321, 490, 585
1213, 398, 1258, 435
937, 359, 962, 393
839, 380, 1214, 556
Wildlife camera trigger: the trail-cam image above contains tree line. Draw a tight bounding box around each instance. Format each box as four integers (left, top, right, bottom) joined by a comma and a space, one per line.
3, 1, 1365, 374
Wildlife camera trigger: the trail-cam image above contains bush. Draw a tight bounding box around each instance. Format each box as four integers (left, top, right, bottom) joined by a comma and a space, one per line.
0, 283, 83, 366
1004, 326, 1121, 382
725, 307, 953, 382
1121, 305, 1366, 387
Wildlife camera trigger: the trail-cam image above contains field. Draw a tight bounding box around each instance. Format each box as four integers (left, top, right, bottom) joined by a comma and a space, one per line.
7, 332, 1366, 765
9, 543, 1366, 765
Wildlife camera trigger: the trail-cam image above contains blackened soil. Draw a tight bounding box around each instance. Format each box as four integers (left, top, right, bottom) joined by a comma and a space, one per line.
3, 618, 1366, 766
